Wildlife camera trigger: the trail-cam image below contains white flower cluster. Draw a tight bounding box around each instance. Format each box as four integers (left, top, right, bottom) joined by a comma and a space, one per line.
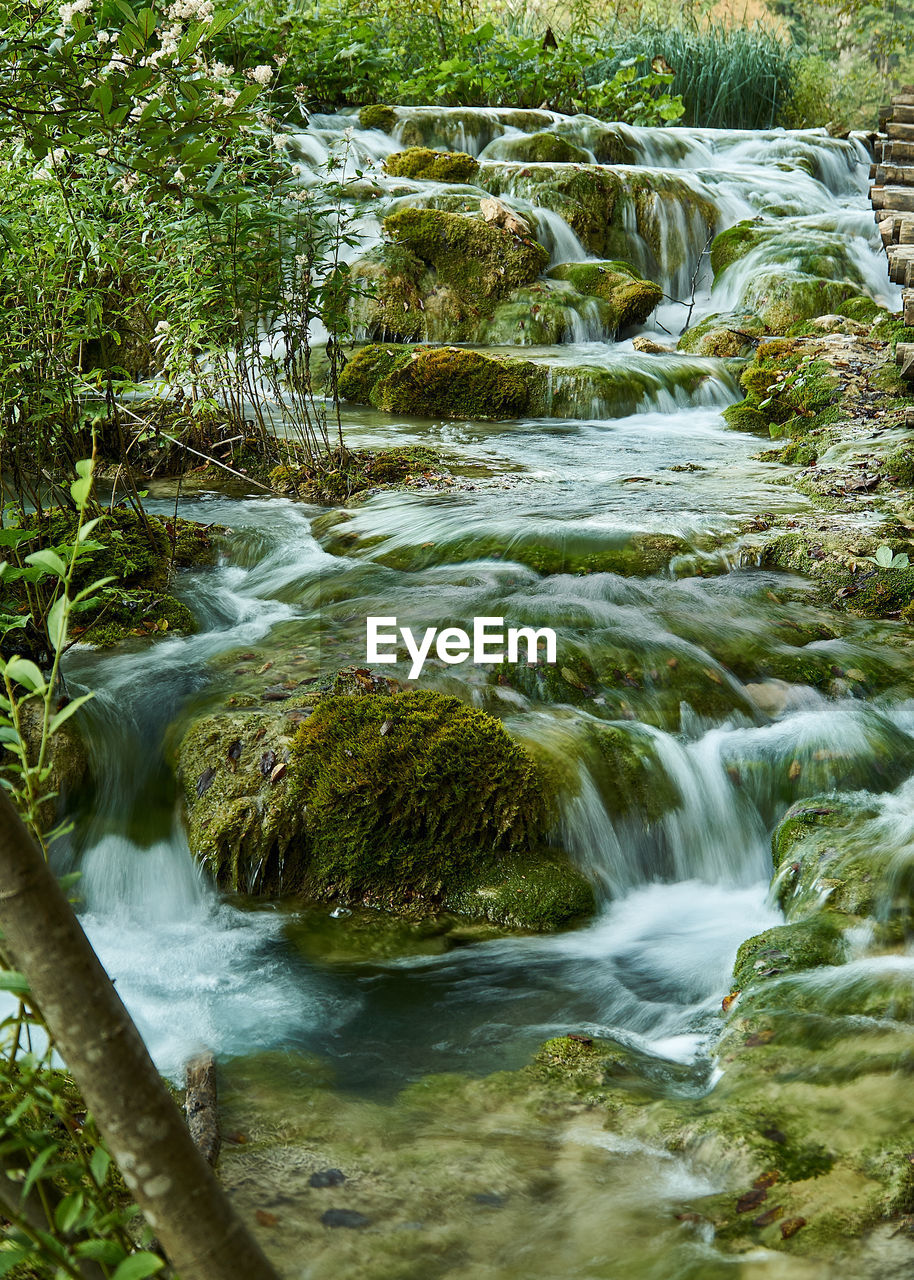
167, 0, 214, 21
273, 133, 291, 151
210, 60, 234, 79
115, 171, 139, 193
249, 63, 273, 86
59, 0, 91, 25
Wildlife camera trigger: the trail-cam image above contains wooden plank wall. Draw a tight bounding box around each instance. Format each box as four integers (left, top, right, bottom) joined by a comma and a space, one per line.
871, 89, 914, 378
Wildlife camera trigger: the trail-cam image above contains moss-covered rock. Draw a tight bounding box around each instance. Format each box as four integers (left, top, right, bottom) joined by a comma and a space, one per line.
722, 340, 840, 439
478, 163, 629, 258
836, 295, 887, 324
486, 132, 593, 164
269, 445, 447, 502
339, 344, 547, 420
678, 310, 767, 357
176, 671, 593, 929
0, 508, 216, 661
350, 207, 549, 343
383, 147, 479, 183
722, 402, 771, 433
732, 916, 847, 992
546, 260, 662, 328
770, 794, 914, 933
710, 220, 876, 334
383, 207, 548, 299
762, 528, 914, 618
358, 104, 397, 132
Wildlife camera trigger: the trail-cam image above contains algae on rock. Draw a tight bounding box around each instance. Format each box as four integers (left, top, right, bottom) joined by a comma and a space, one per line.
339, 344, 547, 419
176, 669, 593, 930
383, 147, 479, 183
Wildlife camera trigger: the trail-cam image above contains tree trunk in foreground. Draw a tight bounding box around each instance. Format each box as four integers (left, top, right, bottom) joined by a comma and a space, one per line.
0, 793, 279, 1280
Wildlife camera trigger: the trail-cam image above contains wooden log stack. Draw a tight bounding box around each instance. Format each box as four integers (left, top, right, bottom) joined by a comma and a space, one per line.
871, 89, 914, 379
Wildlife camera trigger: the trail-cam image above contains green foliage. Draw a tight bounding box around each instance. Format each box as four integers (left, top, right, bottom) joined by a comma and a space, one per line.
0, 1003, 163, 1279
0, 460, 160, 1276
597, 20, 799, 130
212, 1, 684, 124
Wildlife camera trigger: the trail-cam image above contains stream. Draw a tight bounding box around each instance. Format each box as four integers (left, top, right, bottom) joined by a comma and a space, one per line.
55, 110, 914, 1277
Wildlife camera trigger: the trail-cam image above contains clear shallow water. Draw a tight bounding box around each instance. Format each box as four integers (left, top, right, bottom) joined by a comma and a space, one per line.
50, 115, 914, 1277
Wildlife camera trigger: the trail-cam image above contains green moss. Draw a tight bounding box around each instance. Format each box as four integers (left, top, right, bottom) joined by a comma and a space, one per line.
337, 343, 410, 405
884, 444, 914, 486
479, 163, 627, 258
383, 147, 479, 183
732, 917, 846, 992
590, 724, 681, 823
0, 507, 215, 659
836, 295, 885, 324
722, 401, 771, 433
445, 849, 594, 930
764, 529, 914, 618
270, 445, 447, 502
358, 104, 397, 132
383, 207, 548, 300
179, 676, 592, 929
710, 221, 767, 276
678, 311, 767, 357
480, 283, 611, 345
489, 132, 593, 164
289, 689, 547, 891
770, 793, 914, 932
726, 343, 840, 440
778, 438, 819, 465
339, 344, 547, 420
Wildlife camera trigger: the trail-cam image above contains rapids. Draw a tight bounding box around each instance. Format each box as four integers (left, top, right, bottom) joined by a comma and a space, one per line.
49, 110, 914, 1277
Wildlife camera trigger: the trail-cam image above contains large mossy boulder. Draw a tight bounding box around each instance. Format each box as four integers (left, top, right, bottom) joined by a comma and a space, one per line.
350, 207, 549, 343
484, 131, 593, 164
339, 344, 547, 419
176, 671, 594, 930
384, 207, 548, 299
383, 147, 479, 183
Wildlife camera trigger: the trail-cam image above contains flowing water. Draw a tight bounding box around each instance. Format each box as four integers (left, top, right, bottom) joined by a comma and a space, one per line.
52, 111, 914, 1276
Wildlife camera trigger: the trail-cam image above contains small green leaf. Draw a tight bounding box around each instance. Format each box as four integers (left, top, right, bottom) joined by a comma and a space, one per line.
0, 971, 29, 994
111, 1253, 166, 1280
875, 544, 893, 567
47, 596, 68, 654
4, 658, 46, 694
49, 694, 94, 735
89, 1145, 111, 1187
24, 549, 66, 578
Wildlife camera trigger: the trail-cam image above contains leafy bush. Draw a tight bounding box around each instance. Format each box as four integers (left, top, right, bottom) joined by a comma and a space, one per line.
214, 1, 684, 124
